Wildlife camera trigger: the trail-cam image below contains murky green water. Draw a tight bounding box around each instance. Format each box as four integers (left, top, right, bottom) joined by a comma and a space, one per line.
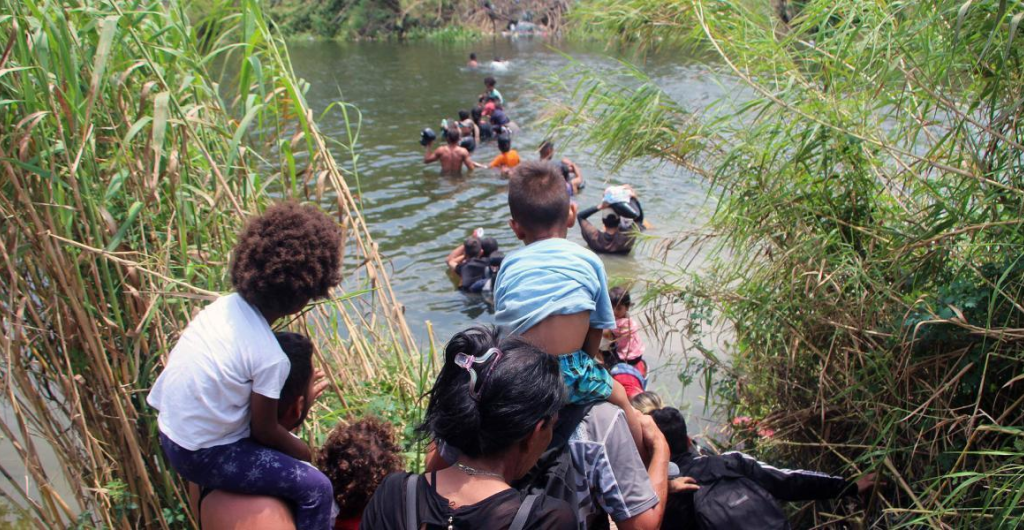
289, 37, 730, 426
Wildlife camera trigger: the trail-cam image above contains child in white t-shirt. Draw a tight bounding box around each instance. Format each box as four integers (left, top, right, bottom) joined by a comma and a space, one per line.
148, 201, 343, 530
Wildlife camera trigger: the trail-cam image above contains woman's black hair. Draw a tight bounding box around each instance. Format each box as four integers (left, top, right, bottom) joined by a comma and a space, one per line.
458, 109, 470, 121
419, 326, 566, 458
471, 106, 483, 124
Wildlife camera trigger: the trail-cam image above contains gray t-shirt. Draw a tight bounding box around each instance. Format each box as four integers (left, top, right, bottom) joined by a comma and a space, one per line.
569, 403, 659, 527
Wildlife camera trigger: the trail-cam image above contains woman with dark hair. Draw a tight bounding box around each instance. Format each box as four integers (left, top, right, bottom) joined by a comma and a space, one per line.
361, 326, 575, 530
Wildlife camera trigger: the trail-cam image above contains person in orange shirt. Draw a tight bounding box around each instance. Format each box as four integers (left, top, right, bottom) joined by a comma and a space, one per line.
489, 134, 520, 176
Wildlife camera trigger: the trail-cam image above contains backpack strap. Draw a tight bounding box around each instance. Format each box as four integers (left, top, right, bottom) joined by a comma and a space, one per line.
509, 494, 538, 530
405, 474, 419, 530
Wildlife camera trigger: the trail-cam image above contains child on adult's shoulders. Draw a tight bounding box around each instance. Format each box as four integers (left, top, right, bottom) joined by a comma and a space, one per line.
147, 201, 343, 530
492, 161, 646, 457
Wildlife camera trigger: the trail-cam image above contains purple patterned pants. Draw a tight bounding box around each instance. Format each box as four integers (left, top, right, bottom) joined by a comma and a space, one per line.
159, 433, 334, 529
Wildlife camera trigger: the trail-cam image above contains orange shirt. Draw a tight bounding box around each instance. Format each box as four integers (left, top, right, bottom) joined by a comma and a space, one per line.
490, 150, 521, 169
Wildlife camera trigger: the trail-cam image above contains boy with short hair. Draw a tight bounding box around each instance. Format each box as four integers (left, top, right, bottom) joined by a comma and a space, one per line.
483, 76, 503, 104
493, 161, 644, 452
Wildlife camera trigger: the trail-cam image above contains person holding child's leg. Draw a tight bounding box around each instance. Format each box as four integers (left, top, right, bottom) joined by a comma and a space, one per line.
148, 201, 343, 530
493, 161, 646, 458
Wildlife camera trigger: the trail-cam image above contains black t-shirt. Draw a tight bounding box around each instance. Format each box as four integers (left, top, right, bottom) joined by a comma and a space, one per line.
457, 257, 490, 290
361, 472, 576, 530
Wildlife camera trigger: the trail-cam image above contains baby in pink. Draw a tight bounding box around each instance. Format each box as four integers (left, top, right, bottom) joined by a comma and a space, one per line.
607, 287, 646, 365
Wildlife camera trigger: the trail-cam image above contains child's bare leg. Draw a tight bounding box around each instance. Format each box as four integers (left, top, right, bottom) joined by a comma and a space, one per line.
607, 379, 649, 462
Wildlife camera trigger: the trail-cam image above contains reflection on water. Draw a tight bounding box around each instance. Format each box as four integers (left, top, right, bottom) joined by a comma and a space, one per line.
290, 37, 731, 430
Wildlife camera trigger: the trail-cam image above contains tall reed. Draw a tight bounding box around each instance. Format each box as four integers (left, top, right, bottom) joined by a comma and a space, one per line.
554, 0, 1024, 527
0, 0, 420, 527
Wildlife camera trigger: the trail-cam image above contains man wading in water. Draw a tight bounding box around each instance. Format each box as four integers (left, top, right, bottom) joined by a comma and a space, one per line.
424, 123, 485, 174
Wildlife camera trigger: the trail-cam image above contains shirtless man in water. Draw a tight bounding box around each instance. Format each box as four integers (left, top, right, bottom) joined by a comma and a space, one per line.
424, 123, 484, 174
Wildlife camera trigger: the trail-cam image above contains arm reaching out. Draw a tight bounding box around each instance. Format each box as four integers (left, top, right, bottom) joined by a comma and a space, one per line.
250, 393, 311, 462
424, 144, 439, 164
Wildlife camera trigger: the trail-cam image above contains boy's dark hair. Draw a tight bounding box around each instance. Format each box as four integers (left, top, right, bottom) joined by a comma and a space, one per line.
603, 213, 621, 229
508, 161, 570, 233
484, 76, 496, 87
651, 407, 690, 457
488, 251, 505, 268
419, 326, 565, 458
231, 201, 342, 316
480, 237, 499, 257
497, 133, 512, 153
458, 109, 470, 121
609, 286, 631, 308
463, 237, 482, 258
470, 52, 477, 60
315, 416, 403, 519
274, 331, 314, 421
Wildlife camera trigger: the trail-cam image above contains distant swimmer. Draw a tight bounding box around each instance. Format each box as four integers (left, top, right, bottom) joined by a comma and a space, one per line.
467, 52, 479, 68
423, 123, 485, 174
491, 57, 509, 71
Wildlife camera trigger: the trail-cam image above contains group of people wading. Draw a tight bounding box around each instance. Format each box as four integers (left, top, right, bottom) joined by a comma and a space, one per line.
148, 62, 878, 530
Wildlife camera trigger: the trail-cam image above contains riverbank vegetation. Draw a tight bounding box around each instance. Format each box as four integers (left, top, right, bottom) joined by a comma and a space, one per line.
0, 0, 425, 526
189, 0, 570, 41
553, 0, 1024, 526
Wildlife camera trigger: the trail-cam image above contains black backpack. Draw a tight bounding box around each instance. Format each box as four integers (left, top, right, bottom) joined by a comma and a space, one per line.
511, 404, 594, 528
691, 457, 789, 530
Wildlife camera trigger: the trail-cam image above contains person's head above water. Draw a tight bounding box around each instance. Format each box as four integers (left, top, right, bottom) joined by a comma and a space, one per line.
650, 406, 690, 456
539, 140, 554, 160
480, 237, 499, 257
231, 201, 342, 320
419, 326, 565, 467
603, 212, 621, 230
444, 123, 461, 145
458, 109, 470, 121
488, 251, 504, 270
507, 161, 576, 243
463, 237, 483, 258
470, 52, 477, 61
484, 76, 497, 89
497, 133, 512, 153
471, 106, 483, 124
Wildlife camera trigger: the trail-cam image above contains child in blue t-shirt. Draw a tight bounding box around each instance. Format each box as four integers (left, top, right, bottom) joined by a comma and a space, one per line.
494, 161, 644, 452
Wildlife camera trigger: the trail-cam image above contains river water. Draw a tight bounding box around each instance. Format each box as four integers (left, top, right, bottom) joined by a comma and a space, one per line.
288, 37, 731, 428
1, 37, 732, 519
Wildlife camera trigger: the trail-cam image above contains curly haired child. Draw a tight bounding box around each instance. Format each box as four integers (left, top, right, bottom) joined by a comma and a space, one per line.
148, 201, 343, 530
315, 417, 404, 530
